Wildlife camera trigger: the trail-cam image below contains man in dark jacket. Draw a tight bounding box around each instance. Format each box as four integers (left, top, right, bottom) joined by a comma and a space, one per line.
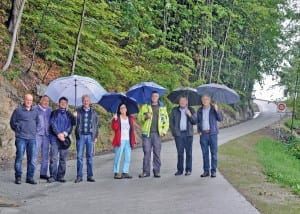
197, 95, 223, 178
48, 97, 75, 183
170, 96, 197, 176
10, 94, 39, 185
74, 95, 99, 183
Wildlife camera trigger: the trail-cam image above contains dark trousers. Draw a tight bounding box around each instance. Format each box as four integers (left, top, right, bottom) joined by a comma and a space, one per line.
174, 131, 193, 173
49, 141, 68, 180
142, 132, 161, 175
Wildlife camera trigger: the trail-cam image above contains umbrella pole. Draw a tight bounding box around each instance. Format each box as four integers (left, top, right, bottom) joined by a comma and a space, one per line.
75, 78, 77, 107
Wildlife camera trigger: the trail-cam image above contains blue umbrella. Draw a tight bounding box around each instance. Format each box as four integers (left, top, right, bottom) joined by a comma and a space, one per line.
196, 83, 240, 104
98, 92, 139, 114
45, 75, 107, 106
126, 82, 167, 104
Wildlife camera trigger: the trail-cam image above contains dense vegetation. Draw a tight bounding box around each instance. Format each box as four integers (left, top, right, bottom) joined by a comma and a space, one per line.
1, 0, 298, 104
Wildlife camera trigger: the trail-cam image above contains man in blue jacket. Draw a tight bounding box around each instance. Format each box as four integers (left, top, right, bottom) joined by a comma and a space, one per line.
34, 95, 52, 180
197, 95, 223, 178
10, 94, 39, 185
48, 97, 75, 183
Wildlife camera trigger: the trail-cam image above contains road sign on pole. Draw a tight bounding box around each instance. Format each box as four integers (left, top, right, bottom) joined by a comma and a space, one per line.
277, 103, 286, 113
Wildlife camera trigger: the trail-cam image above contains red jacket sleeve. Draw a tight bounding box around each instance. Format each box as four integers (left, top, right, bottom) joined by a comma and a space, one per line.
111, 118, 119, 131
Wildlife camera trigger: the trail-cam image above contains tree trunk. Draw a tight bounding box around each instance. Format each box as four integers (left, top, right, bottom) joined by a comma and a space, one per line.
71, 0, 87, 75
2, 0, 26, 72
217, 16, 231, 83
7, 0, 23, 34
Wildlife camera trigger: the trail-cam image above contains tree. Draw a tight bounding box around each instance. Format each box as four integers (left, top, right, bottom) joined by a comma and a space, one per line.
2, 0, 26, 72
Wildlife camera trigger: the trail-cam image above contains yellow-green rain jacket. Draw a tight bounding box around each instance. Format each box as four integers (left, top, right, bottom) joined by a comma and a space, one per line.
138, 101, 169, 137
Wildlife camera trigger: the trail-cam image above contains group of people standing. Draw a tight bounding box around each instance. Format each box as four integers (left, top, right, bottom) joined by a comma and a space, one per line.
9, 91, 222, 185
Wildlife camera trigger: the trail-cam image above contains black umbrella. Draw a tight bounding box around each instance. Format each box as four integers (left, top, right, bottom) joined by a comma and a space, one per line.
167, 87, 201, 106
196, 83, 240, 104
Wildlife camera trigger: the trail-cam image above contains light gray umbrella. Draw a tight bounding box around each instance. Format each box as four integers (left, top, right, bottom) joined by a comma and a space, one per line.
167, 87, 201, 106
45, 75, 107, 106
196, 83, 240, 104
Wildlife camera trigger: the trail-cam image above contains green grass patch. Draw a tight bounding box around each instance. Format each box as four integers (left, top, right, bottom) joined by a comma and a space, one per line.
255, 138, 300, 195
284, 118, 300, 130
219, 130, 300, 214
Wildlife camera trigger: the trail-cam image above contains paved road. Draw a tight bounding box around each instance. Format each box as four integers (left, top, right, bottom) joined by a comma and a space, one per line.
0, 100, 279, 214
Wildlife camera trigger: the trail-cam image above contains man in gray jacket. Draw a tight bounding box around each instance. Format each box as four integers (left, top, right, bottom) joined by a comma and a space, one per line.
74, 95, 99, 183
10, 94, 39, 185
170, 96, 197, 176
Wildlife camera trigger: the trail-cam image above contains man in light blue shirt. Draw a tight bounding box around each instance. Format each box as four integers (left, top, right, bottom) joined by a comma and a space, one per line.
197, 95, 222, 178
170, 96, 197, 176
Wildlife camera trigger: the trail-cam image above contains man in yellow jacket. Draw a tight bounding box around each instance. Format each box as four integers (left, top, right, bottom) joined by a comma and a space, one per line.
138, 91, 169, 178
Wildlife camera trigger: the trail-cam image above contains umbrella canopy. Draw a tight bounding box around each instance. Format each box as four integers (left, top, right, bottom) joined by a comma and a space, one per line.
167, 87, 201, 106
126, 81, 167, 104
196, 83, 240, 104
98, 92, 139, 114
45, 75, 107, 106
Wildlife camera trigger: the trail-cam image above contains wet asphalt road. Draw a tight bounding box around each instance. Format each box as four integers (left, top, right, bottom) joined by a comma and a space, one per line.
0, 100, 279, 214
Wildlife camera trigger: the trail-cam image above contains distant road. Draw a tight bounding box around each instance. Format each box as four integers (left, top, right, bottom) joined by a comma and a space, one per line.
0, 100, 279, 214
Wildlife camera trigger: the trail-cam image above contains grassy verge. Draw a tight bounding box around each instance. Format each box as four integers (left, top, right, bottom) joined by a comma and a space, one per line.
219, 129, 300, 214
255, 138, 300, 195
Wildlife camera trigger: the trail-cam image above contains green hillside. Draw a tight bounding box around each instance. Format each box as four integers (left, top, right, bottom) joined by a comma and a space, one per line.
0, 0, 290, 98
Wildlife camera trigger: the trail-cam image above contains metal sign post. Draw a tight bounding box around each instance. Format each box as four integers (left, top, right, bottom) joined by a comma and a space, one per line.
276, 103, 287, 140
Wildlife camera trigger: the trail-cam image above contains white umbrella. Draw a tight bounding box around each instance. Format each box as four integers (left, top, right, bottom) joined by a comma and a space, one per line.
45, 75, 107, 106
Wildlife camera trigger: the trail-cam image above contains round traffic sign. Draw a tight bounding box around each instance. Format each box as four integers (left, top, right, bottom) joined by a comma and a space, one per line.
277, 103, 286, 112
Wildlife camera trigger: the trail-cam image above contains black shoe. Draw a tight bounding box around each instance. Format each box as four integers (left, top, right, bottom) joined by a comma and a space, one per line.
15, 177, 21, 185
40, 175, 50, 180
122, 173, 133, 179
200, 172, 210, 177
114, 173, 123, 179
58, 178, 66, 183
74, 177, 83, 183
174, 171, 183, 176
26, 179, 37, 185
185, 171, 191, 176
211, 172, 216, 178
154, 173, 161, 178
87, 177, 95, 182
47, 177, 56, 183
138, 173, 150, 178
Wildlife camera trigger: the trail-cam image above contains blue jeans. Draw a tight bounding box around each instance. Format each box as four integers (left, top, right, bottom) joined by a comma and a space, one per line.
76, 134, 94, 178
49, 141, 68, 180
113, 140, 131, 174
174, 131, 193, 173
200, 134, 218, 174
35, 135, 50, 176
14, 137, 36, 179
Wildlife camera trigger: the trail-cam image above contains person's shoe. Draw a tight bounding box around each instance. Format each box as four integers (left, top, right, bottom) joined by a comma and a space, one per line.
114, 173, 123, 179
74, 177, 83, 183
174, 171, 183, 176
122, 173, 133, 179
26, 179, 37, 185
40, 175, 50, 180
211, 172, 216, 178
138, 173, 150, 178
200, 172, 210, 177
87, 177, 96, 182
47, 177, 56, 183
185, 171, 191, 176
58, 178, 66, 183
153, 173, 161, 178
15, 177, 21, 185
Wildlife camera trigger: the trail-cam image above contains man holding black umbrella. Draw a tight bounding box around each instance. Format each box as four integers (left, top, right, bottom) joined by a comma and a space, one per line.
170, 96, 197, 176
197, 95, 223, 178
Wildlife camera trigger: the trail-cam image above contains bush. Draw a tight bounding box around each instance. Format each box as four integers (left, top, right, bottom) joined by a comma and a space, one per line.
287, 137, 300, 159
284, 119, 300, 130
